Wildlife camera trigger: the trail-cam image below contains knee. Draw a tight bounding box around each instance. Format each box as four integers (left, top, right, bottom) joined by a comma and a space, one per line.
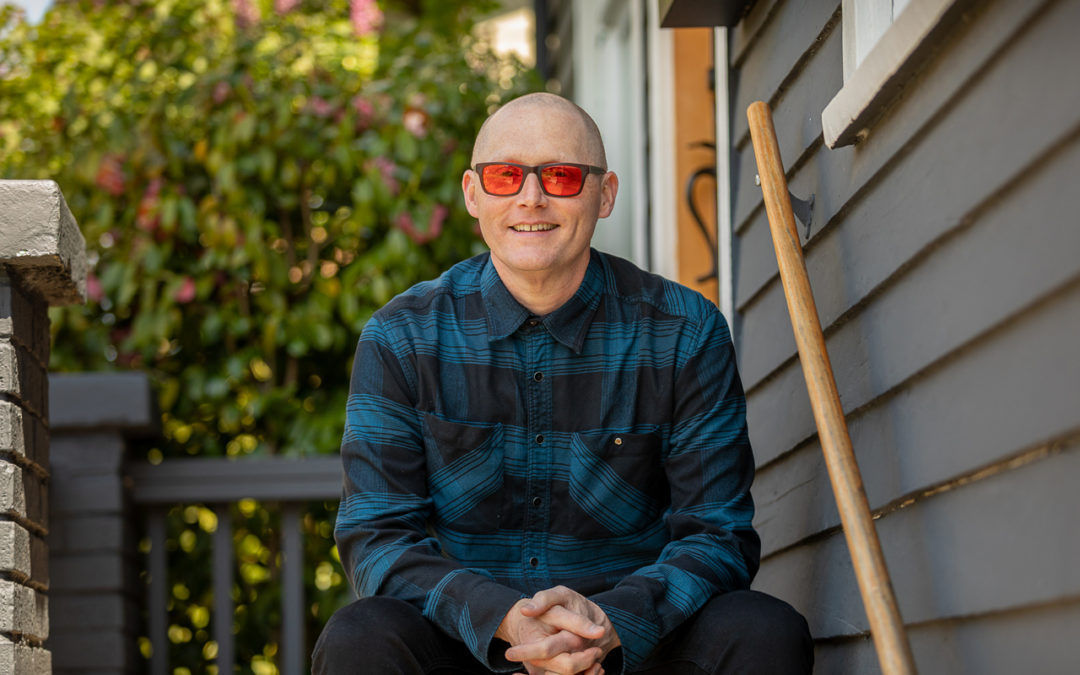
324, 596, 423, 636
727, 590, 811, 645
705, 590, 814, 673
313, 597, 425, 670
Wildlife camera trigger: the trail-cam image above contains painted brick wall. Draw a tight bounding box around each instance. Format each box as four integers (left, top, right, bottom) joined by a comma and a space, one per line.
0, 271, 52, 673
47, 373, 156, 674
0, 180, 86, 675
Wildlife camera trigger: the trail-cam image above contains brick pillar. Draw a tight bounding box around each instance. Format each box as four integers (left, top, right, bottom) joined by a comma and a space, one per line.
0, 180, 87, 674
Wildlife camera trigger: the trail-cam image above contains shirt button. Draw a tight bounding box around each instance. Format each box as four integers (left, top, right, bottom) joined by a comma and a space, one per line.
533, 371, 544, 382
532, 497, 542, 507
529, 557, 539, 567
526, 319, 539, 327
535, 434, 544, 444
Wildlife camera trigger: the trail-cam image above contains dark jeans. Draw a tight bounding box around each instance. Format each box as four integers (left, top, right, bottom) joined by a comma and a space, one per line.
312, 590, 813, 674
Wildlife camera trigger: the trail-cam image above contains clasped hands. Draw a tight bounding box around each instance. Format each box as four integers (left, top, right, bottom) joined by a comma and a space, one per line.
495, 585, 620, 675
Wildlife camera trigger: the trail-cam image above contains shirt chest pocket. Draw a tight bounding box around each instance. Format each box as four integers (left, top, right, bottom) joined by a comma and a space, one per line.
422, 414, 504, 532
567, 431, 666, 537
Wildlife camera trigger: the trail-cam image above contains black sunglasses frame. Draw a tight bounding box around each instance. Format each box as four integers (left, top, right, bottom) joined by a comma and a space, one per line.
473, 162, 607, 197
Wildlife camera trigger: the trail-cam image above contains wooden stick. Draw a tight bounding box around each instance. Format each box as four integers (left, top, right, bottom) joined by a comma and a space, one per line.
746, 101, 918, 675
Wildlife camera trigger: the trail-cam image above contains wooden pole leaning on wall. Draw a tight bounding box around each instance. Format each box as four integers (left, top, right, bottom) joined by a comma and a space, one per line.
746, 101, 918, 675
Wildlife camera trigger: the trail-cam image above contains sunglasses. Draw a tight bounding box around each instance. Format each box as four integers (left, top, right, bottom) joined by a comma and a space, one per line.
474, 162, 606, 197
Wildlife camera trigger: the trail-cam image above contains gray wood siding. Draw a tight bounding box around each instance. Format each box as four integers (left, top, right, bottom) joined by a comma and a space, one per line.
728, 0, 1080, 671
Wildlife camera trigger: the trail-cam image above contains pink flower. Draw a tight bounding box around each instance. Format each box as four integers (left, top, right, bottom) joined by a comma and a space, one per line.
174, 277, 197, 304
307, 96, 336, 118
136, 178, 163, 232
396, 213, 422, 244
233, 0, 260, 28
95, 155, 126, 197
275, 0, 300, 13
351, 95, 374, 117
372, 157, 399, 195
351, 95, 375, 130
396, 205, 447, 245
212, 81, 231, 105
86, 273, 104, 303
428, 204, 448, 240
350, 0, 383, 37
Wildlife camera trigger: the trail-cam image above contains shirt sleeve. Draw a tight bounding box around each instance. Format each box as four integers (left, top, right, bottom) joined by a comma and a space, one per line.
589, 305, 761, 671
334, 316, 525, 671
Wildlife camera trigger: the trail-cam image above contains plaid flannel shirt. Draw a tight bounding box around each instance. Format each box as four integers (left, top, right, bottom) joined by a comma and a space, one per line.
335, 249, 760, 672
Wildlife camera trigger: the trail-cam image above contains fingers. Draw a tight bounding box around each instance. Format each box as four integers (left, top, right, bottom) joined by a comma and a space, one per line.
532, 605, 604, 640
506, 587, 611, 675
505, 630, 589, 662
521, 585, 575, 616
506, 633, 601, 664
537, 666, 603, 675
519, 587, 604, 642
523, 646, 603, 675
541, 648, 602, 674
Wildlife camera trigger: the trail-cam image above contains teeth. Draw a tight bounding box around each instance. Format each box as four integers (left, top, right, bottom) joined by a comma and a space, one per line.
512, 223, 557, 232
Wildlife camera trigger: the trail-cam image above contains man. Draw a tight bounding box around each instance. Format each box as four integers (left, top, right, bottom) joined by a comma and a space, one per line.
314, 93, 812, 674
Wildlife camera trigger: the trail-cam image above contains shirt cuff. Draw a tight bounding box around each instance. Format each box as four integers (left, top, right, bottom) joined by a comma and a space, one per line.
471, 583, 529, 671
590, 586, 662, 673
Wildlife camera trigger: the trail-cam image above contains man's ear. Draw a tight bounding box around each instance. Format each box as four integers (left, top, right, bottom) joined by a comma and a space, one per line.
462, 170, 481, 218
598, 171, 619, 219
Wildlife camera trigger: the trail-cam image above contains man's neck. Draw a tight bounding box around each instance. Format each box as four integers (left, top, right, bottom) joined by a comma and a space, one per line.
492, 256, 589, 317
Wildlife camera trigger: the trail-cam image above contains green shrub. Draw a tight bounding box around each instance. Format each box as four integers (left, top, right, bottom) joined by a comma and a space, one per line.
1, 0, 538, 669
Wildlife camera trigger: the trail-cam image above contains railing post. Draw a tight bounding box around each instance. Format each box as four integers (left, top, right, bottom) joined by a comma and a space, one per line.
213, 504, 234, 671
281, 503, 304, 675
126, 456, 342, 672
147, 509, 168, 675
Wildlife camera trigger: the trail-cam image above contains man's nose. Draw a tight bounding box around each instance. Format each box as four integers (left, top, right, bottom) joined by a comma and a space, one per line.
517, 172, 548, 205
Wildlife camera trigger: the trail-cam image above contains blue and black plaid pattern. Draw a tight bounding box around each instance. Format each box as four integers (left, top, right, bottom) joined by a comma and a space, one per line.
335, 250, 760, 671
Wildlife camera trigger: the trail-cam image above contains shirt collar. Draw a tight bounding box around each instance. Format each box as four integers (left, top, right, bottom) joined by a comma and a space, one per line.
481, 250, 604, 354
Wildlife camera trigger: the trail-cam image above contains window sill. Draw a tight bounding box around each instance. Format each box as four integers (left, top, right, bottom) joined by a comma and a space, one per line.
822, 0, 968, 148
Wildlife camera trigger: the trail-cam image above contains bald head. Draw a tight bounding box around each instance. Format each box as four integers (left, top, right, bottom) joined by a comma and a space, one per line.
472, 93, 607, 168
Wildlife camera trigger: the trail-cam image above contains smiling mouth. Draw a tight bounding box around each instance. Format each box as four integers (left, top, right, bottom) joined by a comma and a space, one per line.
511, 223, 558, 232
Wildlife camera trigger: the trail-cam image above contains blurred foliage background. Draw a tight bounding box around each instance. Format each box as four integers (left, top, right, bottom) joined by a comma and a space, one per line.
0, 0, 538, 671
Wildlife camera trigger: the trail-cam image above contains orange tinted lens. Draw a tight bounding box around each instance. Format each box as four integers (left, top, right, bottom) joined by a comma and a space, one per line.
540, 164, 585, 196
481, 164, 524, 194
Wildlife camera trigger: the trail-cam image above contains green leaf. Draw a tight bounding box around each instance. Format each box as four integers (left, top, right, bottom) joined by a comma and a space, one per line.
143, 243, 164, 275
394, 128, 418, 163
235, 113, 257, 144
178, 197, 197, 237
257, 147, 275, 183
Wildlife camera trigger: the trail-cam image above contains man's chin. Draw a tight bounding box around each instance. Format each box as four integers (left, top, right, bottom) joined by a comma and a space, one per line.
493, 251, 558, 274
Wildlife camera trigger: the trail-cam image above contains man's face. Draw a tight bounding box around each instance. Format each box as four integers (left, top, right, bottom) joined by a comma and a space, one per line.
462, 105, 617, 284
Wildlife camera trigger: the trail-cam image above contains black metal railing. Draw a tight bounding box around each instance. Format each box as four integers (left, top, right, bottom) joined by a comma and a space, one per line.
127, 456, 341, 675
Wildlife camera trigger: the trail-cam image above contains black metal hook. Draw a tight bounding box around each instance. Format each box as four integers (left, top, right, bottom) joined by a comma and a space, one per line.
754, 174, 815, 238
686, 141, 719, 283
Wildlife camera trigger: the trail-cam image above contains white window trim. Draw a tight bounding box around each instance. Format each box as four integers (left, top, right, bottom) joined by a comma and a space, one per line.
570, 0, 651, 269
645, 0, 679, 280
822, 0, 964, 148
843, 0, 909, 82
714, 27, 734, 322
